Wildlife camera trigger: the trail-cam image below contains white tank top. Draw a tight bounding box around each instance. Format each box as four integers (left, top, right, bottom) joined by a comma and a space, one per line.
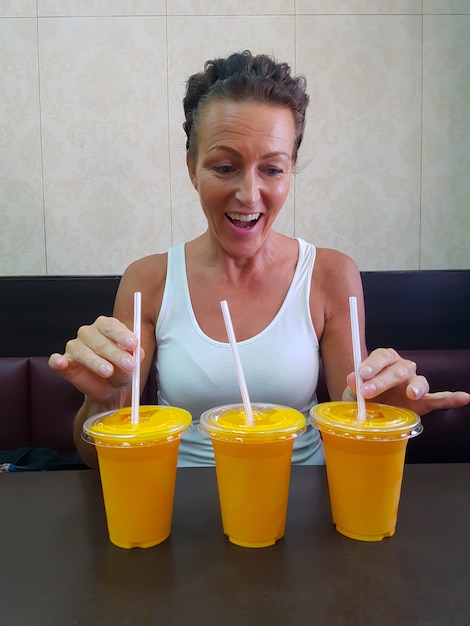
155, 238, 324, 466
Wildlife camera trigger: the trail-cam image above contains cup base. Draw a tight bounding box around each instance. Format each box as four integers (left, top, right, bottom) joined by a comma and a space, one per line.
226, 533, 283, 548
335, 525, 396, 542
109, 531, 171, 549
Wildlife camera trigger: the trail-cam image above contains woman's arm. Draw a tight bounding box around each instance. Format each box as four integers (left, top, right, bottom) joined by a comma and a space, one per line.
313, 248, 470, 414
312, 248, 366, 402
49, 253, 166, 467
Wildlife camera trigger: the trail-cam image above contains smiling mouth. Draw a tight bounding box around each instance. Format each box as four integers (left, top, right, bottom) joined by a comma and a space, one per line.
225, 212, 261, 229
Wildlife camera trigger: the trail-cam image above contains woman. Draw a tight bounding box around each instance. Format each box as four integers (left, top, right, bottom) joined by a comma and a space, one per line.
49, 51, 470, 468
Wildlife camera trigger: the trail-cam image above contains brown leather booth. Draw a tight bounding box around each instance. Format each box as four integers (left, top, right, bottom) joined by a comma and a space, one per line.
0, 356, 156, 453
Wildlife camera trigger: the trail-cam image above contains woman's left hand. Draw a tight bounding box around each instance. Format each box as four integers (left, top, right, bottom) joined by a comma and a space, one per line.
346, 348, 470, 416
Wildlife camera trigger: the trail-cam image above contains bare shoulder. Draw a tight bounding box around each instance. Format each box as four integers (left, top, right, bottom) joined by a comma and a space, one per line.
312, 247, 363, 321
307, 246, 364, 354
122, 253, 167, 287
314, 247, 361, 289
114, 252, 168, 320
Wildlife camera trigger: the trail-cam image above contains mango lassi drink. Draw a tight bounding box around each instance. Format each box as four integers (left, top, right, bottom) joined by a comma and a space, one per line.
83, 405, 191, 549
199, 403, 306, 548
310, 401, 423, 542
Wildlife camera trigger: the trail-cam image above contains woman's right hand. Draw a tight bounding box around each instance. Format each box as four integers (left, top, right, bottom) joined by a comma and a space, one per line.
48, 315, 141, 404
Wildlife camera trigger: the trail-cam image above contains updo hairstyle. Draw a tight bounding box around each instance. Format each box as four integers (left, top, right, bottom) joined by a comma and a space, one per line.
183, 50, 309, 164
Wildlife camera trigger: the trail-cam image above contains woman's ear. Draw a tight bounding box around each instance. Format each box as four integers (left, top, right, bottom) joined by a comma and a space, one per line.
186, 154, 198, 191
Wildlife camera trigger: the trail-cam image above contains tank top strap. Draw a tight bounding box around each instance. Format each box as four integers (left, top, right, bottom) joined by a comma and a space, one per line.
156, 242, 187, 337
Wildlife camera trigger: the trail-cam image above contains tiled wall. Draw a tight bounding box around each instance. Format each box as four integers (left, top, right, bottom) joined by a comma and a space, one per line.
1, 0, 469, 275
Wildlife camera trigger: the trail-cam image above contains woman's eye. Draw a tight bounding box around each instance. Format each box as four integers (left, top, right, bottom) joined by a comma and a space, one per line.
213, 164, 233, 174
265, 167, 283, 177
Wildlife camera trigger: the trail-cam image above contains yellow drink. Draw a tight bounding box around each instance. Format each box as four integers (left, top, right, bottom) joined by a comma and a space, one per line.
200, 404, 306, 548
83, 405, 192, 549
310, 401, 422, 542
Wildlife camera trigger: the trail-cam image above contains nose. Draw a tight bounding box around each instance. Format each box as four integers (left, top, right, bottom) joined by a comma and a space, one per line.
235, 169, 260, 207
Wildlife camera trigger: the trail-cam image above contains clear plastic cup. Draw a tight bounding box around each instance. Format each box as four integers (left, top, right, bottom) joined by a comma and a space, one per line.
199, 403, 306, 548
83, 405, 192, 549
310, 401, 423, 542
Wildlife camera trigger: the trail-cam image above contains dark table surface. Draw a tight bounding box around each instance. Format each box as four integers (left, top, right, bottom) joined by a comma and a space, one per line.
1, 464, 469, 626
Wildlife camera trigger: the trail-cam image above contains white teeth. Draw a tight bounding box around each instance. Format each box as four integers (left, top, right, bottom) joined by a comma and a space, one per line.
226, 213, 261, 222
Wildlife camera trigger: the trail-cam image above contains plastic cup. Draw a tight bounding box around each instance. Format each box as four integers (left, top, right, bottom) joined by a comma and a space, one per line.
199, 403, 306, 548
83, 405, 192, 549
310, 401, 423, 542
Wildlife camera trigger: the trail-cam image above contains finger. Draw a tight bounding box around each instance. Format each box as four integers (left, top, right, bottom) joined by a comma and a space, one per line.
356, 349, 417, 398
63, 340, 116, 378
405, 375, 430, 400
358, 348, 401, 380
94, 315, 136, 351
359, 365, 417, 399
421, 390, 470, 411
73, 321, 136, 374
48, 353, 69, 371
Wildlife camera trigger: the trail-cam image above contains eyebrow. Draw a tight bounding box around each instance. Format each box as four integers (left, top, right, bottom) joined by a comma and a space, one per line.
207, 145, 291, 160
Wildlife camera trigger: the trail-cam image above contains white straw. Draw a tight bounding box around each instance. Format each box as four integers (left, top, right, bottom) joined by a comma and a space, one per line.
220, 300, 254, 425
349, 296, 366, 421
131, 291, 142, 425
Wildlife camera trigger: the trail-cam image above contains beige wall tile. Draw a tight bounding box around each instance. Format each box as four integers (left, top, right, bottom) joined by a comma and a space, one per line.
167, 15, 296, 245
421, 15, 470, 269
38, 0, 166, 16
296, 0, 422, 15
39, 16, 170, 274
295, 15, 422, 270
423, 0, 470, 13
168, 0, 294, 15
0, 0, 36, 17
1, 4, 469, 275
0, 18, 46, 274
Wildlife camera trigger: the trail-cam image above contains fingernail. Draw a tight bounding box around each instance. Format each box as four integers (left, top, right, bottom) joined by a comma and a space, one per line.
361, 383, 376, 397
99, 363, 113, 376
123, 336, 136, 350
121, 356, 135, 371
359, 366, 373, 378
411, 386, 422, 399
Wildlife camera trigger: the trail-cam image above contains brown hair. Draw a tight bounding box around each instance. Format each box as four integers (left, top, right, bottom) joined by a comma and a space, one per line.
183, 50, 309, 163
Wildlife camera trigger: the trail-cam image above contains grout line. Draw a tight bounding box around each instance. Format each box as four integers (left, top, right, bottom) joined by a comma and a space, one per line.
4, 12, 470, 18
419, 8, 424, 270
293, 7, 297, 238
36, 0, 48, 275
165, 2, 174, 248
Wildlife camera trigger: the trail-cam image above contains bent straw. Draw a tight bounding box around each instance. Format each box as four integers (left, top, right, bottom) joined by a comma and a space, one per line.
220, 300, 254, 425
131, 291, 142, 425
349, 296, 366, 422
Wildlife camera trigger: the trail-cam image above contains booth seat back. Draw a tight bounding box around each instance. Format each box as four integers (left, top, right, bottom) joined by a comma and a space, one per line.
0, 356, 156, 453
317, 350, 470, 463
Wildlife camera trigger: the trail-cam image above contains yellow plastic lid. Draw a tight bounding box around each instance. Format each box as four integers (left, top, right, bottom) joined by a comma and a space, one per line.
82, 405, 192, 447
310, 401, 422, 441
199, 403, 306, 443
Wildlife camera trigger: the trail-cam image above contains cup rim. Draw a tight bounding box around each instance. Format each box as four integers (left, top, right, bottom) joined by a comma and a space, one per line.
310, 401, 423, 442
82, 405, 192, 448
199, 403, 307, 443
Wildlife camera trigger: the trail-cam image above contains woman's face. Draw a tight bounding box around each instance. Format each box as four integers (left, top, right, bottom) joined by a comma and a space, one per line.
187, 99, 296, 258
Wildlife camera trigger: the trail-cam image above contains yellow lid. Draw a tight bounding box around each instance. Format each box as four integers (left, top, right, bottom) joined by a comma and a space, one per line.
310, 401, 422, 441
82, 405, 192, 447
199, 403, 306, 443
